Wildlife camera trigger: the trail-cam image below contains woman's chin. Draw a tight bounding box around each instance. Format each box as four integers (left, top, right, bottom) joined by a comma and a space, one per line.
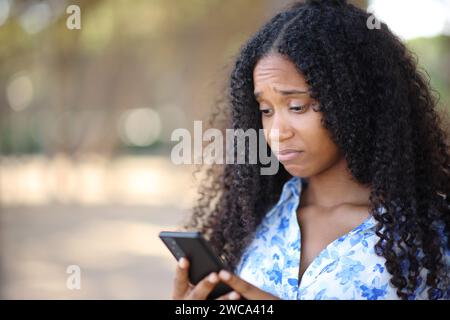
282, 163, 309, 177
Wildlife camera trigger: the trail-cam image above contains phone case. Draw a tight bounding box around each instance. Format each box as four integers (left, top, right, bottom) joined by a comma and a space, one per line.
159, 231, 233, 300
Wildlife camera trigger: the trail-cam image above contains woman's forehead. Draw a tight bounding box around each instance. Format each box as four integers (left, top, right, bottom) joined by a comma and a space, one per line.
253, 54, 308, 93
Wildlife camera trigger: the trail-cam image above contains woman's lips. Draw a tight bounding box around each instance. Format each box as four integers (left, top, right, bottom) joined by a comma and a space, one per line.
275, 150, 304, 162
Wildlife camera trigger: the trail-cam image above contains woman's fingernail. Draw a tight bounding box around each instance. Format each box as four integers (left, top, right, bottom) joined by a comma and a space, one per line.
229, 291, 240, 300
179, 258, 187, 268
219, 270, 231, 280
208, 273, 218, 283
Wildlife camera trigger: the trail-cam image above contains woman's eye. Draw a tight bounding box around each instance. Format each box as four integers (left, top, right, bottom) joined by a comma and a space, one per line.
259, 109, 273, 116
290, 105, 307, 113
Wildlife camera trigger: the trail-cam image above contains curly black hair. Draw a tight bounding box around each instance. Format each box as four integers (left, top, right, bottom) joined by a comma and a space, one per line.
185, 0, 450, 299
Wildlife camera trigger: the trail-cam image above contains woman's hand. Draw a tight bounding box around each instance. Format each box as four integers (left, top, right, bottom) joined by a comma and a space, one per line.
217, 269, 281, 300
171, 257, 280, 300
171, 257, 242, 300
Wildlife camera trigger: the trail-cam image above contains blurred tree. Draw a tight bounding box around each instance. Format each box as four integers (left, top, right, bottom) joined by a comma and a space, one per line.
2, 0, 448, 157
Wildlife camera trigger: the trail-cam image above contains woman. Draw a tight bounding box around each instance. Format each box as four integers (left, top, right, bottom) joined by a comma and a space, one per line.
172, 0, 450, 300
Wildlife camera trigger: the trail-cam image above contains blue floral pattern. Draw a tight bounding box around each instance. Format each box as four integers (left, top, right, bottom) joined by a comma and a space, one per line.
234, 176, 449, 300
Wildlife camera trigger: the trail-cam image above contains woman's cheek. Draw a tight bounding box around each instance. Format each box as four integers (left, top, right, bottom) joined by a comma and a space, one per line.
261, 118, 272, 145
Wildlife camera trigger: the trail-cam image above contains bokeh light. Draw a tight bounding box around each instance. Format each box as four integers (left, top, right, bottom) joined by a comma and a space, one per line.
18, 2, 53, 34
118, 108, 162, 147
0, 0, 11, 26
6, 72, 34, 112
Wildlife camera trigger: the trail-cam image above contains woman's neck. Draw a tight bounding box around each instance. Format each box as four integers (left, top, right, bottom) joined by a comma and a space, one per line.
301, 156, 371, 209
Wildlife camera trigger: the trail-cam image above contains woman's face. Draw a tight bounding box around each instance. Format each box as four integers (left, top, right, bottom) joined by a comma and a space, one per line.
253, 53, 343, 177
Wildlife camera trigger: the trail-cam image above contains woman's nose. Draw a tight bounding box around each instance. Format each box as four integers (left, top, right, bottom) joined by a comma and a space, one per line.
268, 114, 294, 143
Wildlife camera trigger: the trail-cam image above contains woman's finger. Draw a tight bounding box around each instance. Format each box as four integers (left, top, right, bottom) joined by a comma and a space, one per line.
216, 291, 241, 300
187, 272, 220, 300
172, 257, 190, 299
218, 270, 279, 300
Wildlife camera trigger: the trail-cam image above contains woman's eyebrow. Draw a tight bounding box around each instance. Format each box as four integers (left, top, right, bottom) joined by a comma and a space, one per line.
254, 88, 309, 99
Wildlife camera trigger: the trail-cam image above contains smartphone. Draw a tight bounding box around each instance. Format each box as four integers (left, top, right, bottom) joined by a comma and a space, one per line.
159, 231, 233, 300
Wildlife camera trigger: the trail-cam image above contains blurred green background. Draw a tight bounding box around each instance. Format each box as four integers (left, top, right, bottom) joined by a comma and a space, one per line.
0, 0, 449, 299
